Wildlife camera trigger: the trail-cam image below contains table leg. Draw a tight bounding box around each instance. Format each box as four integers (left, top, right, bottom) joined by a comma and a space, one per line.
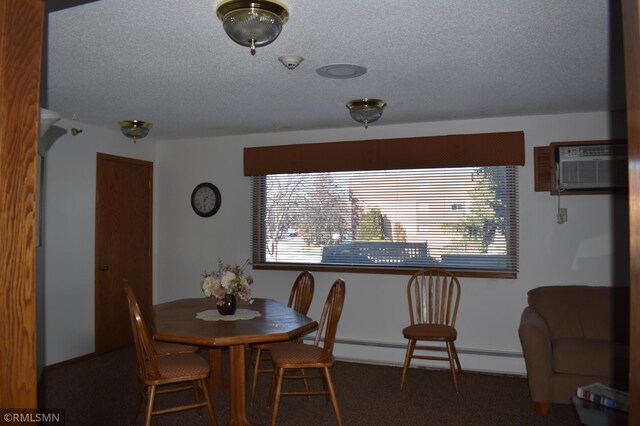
208, 348, 228, 395
227, 344, 257, 426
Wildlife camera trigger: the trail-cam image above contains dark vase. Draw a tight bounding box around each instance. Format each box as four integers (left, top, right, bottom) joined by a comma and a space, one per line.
217, 294, 237, 316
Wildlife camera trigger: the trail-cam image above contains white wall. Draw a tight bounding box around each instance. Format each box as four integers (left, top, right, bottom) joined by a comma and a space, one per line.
42, 119, 156, 365
154, 111, 628, 375
42, 111, 628, 373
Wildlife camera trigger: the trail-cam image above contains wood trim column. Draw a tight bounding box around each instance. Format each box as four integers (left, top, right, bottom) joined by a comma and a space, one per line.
622, 0, 640, 424
0, 0, 45, 408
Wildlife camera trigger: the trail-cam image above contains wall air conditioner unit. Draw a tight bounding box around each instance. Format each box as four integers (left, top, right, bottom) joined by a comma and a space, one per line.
557, 144, 628, 190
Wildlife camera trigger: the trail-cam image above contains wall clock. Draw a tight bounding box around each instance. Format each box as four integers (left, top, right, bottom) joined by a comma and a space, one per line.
191, 182, 221, 217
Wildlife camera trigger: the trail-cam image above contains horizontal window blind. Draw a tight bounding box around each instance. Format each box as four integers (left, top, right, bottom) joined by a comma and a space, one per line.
252, 166, 518, 276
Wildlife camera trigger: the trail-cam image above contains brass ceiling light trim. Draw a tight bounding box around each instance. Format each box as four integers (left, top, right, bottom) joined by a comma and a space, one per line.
346, 98, 387, 129
118, 120, 152, 143
216, 0, 289, 56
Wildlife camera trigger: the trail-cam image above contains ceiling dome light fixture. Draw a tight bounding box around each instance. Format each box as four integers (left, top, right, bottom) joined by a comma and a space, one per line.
216, 0, 289, 56
346, 98, 387, 129
118, 120, 152, 143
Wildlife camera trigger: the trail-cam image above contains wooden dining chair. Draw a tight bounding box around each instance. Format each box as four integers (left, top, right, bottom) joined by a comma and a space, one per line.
400, 268, 462, 392
125, 288, 200, 356
247, 271, 315, 403
153, 339, 199, 356
268, 279, 346, 426
124, 287, 217, 426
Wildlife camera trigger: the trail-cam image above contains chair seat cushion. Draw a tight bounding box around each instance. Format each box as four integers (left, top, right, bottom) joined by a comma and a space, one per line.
252, 338, 302, 351
552, 338, 629, 377
146, 352, 210, 380
154, 340, 199, 355
403, 324, 457, 340
270, 342, 334, 368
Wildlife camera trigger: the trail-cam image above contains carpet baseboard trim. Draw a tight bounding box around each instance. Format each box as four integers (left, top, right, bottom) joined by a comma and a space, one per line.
43, 352, 97, 372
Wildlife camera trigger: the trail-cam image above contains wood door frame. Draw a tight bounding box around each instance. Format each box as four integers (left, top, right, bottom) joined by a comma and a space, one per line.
622, 0, 640, 423
95, 153, 153, 352
0, 0, 44, 409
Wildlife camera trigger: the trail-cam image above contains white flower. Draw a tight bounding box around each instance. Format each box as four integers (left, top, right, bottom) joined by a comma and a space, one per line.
201, 275, 219, 297
200, 259, 254, 305
221, 271, 235, 290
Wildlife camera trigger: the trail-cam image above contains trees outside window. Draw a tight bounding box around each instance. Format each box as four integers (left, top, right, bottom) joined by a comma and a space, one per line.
356, 208, 386, 241
442, 167, 510, 254
302, 174, 351, 246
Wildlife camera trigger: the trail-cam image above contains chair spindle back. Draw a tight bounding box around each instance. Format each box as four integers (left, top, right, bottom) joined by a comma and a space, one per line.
288, 271, 314, 315
125, 287, 161, 379
313, 279, 346, 355
407, 269, 460, 327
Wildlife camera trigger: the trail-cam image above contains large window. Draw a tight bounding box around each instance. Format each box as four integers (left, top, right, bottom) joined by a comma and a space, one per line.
251, 166, 518, 277
245, 131, 524, 278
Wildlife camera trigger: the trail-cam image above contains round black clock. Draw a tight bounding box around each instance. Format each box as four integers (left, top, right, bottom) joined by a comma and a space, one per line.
191, 182, 221, 217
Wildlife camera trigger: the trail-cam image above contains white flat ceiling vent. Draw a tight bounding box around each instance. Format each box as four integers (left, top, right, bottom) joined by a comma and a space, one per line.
316, 63, 367, 79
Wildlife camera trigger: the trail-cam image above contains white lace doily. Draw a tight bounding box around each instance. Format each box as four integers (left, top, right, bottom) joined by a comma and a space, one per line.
195, 309, 262, 321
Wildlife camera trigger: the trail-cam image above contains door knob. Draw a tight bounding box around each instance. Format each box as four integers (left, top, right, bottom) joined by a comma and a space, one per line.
99, 265, 109, 271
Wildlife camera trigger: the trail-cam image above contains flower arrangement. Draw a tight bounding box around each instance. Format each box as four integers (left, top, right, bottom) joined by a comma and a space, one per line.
201, 259, 254, 306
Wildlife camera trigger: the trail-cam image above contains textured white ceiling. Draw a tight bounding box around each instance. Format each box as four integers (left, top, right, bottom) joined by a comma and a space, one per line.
44, 0, 626, 140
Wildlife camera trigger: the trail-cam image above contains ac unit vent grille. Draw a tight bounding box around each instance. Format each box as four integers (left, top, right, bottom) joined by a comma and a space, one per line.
557, 144, 627, 190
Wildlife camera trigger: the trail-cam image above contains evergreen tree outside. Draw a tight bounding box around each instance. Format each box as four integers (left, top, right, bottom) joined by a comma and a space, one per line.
356, 208, 386, 241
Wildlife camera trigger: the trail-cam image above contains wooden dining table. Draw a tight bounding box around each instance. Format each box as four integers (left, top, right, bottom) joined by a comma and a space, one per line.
152, 297, 318, 426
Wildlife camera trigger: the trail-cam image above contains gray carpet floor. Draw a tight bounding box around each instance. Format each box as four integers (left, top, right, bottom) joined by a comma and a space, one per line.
39, 346, 579, 425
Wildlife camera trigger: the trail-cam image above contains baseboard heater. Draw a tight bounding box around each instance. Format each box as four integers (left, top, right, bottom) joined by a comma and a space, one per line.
302, 336, 524, 359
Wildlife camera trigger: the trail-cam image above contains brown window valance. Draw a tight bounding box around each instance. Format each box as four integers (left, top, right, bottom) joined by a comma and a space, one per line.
243, 131, 525, 176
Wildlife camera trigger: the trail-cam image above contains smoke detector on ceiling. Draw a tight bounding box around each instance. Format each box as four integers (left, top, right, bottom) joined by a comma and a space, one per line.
278, 55, 304, 70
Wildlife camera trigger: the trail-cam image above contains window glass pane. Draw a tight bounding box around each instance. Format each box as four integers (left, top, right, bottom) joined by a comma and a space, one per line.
253, 166, 518, 273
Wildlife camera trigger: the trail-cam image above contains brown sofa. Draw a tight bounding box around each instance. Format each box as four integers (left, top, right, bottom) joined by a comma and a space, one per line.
518, 285, 629, 415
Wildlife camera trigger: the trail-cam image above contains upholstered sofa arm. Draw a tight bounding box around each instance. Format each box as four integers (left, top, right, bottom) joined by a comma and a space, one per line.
518, 306, 553, 403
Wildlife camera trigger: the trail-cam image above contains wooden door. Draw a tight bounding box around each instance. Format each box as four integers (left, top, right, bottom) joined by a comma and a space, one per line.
95, 153, 153, 353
